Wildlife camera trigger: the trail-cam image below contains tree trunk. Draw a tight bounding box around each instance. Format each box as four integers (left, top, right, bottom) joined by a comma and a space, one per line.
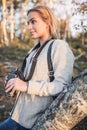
20, 0, 28, 41
32, 69, 87, 130
2, 0, 9, 46
10, 0, 14, 42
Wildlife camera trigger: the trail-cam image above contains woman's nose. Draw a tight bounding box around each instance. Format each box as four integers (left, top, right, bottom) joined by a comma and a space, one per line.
28, 22, 32, 30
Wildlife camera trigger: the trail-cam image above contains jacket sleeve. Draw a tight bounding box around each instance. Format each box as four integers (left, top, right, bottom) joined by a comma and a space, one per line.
27, 40, 75, 96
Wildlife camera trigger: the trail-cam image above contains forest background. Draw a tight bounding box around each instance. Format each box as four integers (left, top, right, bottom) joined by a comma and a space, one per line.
0, 0, 87, 122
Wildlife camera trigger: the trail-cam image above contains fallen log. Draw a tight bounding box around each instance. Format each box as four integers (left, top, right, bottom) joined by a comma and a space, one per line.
32, 69, 87, 130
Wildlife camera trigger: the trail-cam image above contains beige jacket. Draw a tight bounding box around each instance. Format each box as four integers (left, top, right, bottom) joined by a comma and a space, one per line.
11, 39, 75, 129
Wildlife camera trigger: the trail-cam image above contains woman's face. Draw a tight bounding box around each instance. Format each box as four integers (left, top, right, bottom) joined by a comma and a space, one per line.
27, 11, 50, 40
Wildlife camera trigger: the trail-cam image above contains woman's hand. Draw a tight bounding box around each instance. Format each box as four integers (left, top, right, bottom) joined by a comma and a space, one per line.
5, 78, 27, 97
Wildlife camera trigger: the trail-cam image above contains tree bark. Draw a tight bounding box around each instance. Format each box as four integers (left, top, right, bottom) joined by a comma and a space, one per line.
32, 69, 87, 130
2, 0, 9, 46
10, 0, 14, 42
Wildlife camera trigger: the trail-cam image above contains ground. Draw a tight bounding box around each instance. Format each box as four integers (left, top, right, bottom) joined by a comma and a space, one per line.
0, 45, 30, 122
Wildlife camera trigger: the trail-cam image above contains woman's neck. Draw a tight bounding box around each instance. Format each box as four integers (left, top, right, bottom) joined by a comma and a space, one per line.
39, 35, 52, 46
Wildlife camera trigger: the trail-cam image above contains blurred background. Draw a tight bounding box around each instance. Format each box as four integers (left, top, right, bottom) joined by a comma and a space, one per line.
0, 0, 87, 122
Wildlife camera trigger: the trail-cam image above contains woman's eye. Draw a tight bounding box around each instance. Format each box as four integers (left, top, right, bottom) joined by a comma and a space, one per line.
27, 19, 36, 25
31, 20, 36, 24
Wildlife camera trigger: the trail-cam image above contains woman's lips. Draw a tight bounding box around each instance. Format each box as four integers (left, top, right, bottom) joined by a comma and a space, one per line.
30, 31, 35, 35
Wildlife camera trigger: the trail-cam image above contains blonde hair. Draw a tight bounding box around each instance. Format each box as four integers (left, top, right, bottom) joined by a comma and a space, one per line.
27, 5, 58, 39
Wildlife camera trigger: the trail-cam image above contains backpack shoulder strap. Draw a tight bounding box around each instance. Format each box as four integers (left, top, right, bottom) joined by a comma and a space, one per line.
47, 40, 55, 82
26, 39, 52, 81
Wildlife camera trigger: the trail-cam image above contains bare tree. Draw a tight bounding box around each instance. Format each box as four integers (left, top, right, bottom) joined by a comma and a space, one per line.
2, 0, 9, 46
72, 0, 87, 45
10, 0, 14, 42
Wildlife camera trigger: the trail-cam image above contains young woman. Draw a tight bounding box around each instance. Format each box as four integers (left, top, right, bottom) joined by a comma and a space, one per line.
0, 5, 74, 130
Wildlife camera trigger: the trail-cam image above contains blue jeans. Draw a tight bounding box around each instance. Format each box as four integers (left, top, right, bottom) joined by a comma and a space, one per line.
0, 117, 30, 130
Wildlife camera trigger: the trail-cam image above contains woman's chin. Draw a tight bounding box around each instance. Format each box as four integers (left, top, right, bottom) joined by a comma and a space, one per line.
31, 35, 39, 39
